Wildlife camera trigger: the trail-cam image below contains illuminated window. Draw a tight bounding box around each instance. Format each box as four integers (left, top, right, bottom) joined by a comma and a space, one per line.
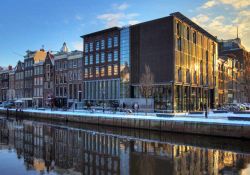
114, 64, 118, 75
89, 67, 93, 78
84, 68, 88, 78
101, 67, 105, 77
108, 65, 112, 76
95, 67, 99, 77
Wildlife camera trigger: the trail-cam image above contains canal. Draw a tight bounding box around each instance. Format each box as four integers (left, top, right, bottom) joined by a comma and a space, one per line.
1, 115, 250, 175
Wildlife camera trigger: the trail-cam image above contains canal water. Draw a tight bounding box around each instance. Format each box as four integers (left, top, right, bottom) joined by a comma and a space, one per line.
1, 116, 250, 175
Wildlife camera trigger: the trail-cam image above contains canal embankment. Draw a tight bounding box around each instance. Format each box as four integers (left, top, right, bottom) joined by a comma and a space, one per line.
1, 107, 250, 139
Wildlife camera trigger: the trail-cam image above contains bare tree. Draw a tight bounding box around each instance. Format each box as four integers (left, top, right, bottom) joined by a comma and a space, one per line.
140, 65, 154, 115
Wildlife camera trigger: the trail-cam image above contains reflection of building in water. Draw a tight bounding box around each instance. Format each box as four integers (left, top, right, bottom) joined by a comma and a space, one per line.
131, 140, 250, 175
1, 119, 250, 175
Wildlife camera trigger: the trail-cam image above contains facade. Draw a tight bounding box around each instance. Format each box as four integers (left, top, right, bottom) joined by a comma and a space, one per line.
24, 51, 36, 107
217, 56, 245, 105
7, 70, 15, 101
81, 12, 218, 112
219, 38, 250, 102
67, 50, 83, 109
33, 61, 44, 108
14, 61, 25, 103
81, 27, 121, 106
0, 68, 11, 102
43, 52, 55, 108
54, 43, 69, 108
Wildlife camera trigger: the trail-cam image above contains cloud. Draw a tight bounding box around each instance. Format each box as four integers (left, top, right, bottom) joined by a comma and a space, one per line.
200, 0, 250, 9
192, 14, 210, 24
71, 41, 83, 51
219, 0, 250, 9
113, 2, 129, 10
201, 0, 217, 9
97, 3, 139, 28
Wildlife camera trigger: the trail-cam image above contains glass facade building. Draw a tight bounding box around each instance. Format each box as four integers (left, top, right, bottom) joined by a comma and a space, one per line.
120, 27, 131, 99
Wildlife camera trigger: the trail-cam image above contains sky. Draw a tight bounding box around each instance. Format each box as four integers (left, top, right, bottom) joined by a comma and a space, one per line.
0, 0, 249, 67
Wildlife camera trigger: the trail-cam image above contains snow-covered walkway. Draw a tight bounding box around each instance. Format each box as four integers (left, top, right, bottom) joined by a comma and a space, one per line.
1, 107, 250, 126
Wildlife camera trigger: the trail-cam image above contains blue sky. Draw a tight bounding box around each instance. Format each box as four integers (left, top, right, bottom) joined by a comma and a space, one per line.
0, 0, 249, 67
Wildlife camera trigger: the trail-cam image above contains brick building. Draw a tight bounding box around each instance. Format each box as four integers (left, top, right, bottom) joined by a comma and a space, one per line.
81, 12, 218, 112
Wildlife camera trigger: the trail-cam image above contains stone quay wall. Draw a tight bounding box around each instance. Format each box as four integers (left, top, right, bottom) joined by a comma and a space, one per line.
0, 108, 250, 139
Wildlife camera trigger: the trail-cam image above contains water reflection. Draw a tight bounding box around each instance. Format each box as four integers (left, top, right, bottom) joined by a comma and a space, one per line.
0, 117, 250, 175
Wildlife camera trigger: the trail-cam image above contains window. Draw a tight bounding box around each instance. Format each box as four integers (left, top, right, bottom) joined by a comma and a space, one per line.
84, 68, 88, 78
177, 22, 181, 36
177, 37, 182, 51
108, 65, 112, 76
96, 53, 100, 64
193, 32, 197, 44
96, 41, 100, 51
186, 69, 190, 83
114, 64, 118, 75
64, 87, 67, 97
178, 68, 182, 82
85, 43, 88, 52
193, 71, 197, 84
89, 54, 93, 64
101, 67, 105, 77
73, 59, 77, 67
101, 39, 105, 49
114, 50, 118, 61
85, 56, 88, 65
96, 67, 99, 77
187, 27, 190, 40
108, 52, 112, 62
89, 42, 93, 52
89, 67, 93, 78
108, 37, 112, 48
101, 52, 105, 63
114, 36, 118, 47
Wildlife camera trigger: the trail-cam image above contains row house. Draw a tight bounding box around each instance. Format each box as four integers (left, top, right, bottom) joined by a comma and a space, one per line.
43, 52, 54, 108
24, 50, 36, 107
219, 38, 250, 102
0, 66, 12, 102
67, 50, 83, 109
54, 43, 69, 108
7, 70, 15, 101
14, 61, 25, 102
217, 56, 245, 105
54, 43, 83, 108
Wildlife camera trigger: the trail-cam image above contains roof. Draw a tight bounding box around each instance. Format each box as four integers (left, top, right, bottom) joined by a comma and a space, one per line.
81, 27, 120, 38
170, 12, 218, 41
34, 50, 47, 63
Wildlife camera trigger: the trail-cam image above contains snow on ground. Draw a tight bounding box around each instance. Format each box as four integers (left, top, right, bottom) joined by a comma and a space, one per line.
1, 107, 250, 126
